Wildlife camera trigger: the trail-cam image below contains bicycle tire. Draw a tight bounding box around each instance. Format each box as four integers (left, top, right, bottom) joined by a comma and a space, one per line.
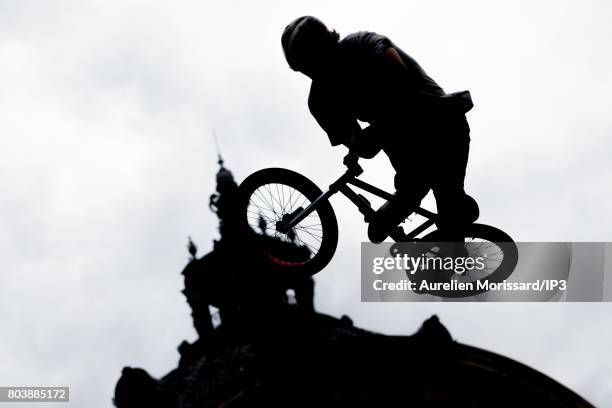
237, 168, 339, 277
413, 223, 519, 297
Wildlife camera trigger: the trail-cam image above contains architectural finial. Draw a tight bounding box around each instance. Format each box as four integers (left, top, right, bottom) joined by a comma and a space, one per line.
187, 236, 198, 260
213, 129, 224, 168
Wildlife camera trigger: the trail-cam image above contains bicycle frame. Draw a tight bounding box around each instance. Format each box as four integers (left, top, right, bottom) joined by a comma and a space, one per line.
279, 163, 439, 242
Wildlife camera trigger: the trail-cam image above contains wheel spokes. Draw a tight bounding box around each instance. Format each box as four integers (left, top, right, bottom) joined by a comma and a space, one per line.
246, 183, 324, 261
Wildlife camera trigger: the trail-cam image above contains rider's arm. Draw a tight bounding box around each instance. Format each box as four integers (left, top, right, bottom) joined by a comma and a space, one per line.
379, 44, 446, 110
349, 126, 382, 159
308, 78, 383, 158
308, 81, 361, 147
385, 47, 408, 70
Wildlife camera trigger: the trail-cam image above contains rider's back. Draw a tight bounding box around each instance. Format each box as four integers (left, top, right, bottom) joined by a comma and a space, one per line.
308, 31, 471, 150
339, 31, 446, 99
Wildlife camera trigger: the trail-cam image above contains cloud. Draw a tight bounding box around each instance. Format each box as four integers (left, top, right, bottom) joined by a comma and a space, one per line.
1, 1, 611, 406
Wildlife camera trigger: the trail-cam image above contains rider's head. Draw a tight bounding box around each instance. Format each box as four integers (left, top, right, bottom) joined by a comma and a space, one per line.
281, 16, 339, 79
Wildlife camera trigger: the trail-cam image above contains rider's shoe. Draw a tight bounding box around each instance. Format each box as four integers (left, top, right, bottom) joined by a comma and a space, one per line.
367, 195, 412, 243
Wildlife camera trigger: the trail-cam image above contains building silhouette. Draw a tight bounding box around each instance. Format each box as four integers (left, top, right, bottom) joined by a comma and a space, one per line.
114, 160, 592, 408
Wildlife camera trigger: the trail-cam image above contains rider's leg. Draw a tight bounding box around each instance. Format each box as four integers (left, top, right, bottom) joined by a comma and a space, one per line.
432, 185, 470, 261
431, 115, 471, 243
367, 173, 430, 243
365, 120, 435, 243
433, 185, 468, 242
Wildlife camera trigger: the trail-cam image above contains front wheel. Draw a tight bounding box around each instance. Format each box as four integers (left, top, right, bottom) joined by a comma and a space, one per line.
237, 168, 339, 277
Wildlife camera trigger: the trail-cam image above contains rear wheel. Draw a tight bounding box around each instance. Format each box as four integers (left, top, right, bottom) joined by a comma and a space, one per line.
406, 224, 518, 297
237, 168, 339, 277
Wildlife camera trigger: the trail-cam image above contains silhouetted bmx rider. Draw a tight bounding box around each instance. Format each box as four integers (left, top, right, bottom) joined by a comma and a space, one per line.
282, 16, 478, 243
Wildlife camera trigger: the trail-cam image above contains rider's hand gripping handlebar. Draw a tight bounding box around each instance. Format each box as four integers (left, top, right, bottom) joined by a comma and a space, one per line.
343, 151, 364, 177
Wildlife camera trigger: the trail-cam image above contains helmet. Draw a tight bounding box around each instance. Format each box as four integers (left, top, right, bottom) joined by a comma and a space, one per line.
281, 16, 332, 71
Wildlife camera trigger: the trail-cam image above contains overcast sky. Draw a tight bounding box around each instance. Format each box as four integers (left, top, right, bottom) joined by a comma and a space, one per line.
1, 0, 612, 406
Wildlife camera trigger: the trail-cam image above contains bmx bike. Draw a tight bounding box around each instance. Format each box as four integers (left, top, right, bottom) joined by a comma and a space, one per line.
237, 153, 518, 295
